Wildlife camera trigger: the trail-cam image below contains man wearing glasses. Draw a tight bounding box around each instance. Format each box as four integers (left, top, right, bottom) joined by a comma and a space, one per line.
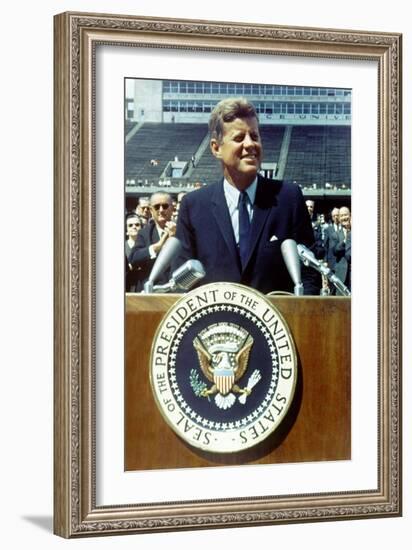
129, 192, 176, 287
135, 196, 152, 226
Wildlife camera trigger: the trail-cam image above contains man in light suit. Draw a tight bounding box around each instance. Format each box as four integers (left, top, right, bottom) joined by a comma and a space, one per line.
176, 98, 319, 295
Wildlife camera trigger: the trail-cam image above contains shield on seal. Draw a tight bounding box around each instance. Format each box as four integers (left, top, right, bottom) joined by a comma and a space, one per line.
213, 366, 235, 395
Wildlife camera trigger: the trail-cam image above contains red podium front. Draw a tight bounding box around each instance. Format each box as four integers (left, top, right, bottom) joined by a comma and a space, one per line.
125, 295, 350, 471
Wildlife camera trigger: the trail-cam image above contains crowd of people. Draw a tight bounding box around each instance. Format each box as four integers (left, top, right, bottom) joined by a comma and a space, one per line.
125, 192, 185, 292
125, 97, 351, 296
305, 200, 351, 294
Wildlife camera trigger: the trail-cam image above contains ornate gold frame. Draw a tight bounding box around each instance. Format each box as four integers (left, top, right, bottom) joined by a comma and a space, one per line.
54, 11, 402, 537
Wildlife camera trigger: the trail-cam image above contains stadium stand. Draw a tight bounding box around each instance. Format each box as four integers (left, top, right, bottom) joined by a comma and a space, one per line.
125, 123, 206, 184
125, 122, 351, 191
125, 120, 136, 135
189, 143, 220, 184
283, 126, 351, 188
259, 125, 285, 161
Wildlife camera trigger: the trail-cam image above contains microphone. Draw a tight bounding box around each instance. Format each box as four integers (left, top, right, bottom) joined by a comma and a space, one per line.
297, 243, 325, 272
297, 243, 351, 296
281, 239, 304, 296
152, 260, 205, 293
143, 236, 182, 293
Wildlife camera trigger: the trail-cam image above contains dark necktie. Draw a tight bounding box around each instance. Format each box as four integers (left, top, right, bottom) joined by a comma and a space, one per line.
238, 191, 251, 268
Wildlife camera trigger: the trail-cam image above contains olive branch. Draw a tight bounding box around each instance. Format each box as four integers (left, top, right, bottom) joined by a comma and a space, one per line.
190, 369, 209, 400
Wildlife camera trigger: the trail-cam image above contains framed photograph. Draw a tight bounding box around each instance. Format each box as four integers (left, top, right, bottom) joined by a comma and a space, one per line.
54, 11, 402, 537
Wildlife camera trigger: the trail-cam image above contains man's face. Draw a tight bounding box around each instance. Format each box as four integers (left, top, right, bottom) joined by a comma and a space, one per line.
339, 207, 351, 229
126, 216, 141, 238
137, 199, 151, 220
150, 194, 173, 229
331, 209, 340, 224
306, 201, 315, 217
211, 116, 262, 188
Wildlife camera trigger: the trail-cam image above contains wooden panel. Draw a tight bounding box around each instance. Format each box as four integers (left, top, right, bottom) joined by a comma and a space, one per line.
125, 295, 350, 470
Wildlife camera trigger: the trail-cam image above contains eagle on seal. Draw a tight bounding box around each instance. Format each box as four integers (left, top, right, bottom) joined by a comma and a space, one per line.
193, 333, 254, 408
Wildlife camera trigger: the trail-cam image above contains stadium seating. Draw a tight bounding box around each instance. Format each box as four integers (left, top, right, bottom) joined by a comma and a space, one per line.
259, 125, 285, 161
125, 123, 351, 191
283, 126, 351, 188
125, 123, 206, 184
125, 120, 137, 135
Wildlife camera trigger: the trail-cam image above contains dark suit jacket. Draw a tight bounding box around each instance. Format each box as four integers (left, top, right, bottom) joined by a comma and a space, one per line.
330, 228, 351, 293
310, 219, 326, 260
323, 223, 340, 270
125, 241, 144, 292
176, 176, 319, 295
129, 221, 171, 286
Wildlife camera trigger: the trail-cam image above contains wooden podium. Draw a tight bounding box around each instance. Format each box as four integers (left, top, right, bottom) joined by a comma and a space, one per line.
125, 295, 351, 471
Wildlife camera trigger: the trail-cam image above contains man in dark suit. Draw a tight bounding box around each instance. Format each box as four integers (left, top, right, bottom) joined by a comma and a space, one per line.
323, 207, 340, 270
305, 199, 325, 260
130, 192, 176, 286
176, 98, 319, 295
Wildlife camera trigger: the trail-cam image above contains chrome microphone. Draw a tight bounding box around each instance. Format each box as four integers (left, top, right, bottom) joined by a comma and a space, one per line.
297, 243, 326, 272
143, 236, 182, 293
281, 239, 304, 296
297, 243, 351, 296
152, 260, 205, 293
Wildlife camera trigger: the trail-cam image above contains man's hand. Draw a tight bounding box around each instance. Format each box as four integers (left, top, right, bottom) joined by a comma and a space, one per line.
151, 222, 177, 255
152, 231, 168, 255
165, 221, 177, 237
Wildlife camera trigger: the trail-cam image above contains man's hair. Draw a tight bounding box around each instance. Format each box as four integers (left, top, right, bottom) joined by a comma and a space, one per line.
150, 191, 172, 205
208, 98, 258, 142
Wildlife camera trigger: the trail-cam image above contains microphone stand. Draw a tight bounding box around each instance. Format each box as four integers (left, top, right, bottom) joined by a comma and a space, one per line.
149, 260, 205, 294
280, 239, 304, 296
142, 236, 182, 294
143, 280, 154, 293
298, 246, 351, 296
293, 283, 304, 296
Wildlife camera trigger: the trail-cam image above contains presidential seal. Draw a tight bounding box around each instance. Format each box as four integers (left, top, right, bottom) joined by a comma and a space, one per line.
150, 283, 297, 454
